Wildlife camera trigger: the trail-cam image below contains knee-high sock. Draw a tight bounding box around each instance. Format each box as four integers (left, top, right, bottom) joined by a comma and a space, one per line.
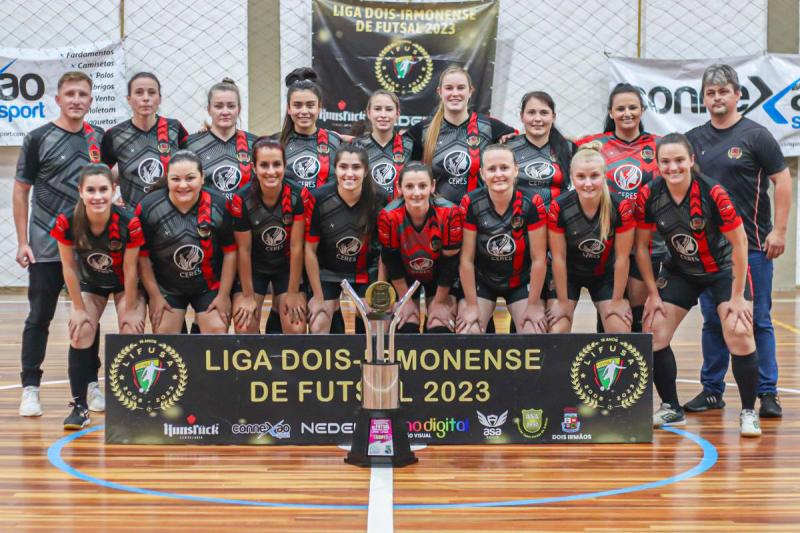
596, 311, 605, 333
653, 346, 680, 406
330, 308, 345, 333
265, 310, 283, 334
631, 306, 644, 333
91, 326, 101, 379
68, 346, 95, 406
731, 352, 758, 410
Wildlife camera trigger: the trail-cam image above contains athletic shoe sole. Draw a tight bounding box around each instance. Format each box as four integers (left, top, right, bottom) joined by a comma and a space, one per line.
63, 420, 90, 430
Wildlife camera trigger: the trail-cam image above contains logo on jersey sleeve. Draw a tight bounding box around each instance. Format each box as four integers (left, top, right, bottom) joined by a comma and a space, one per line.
371, 162, 396, 188
442, 150, 471, 181
261, 226, 287, 250
524, 161, 555, 185
671, 234, 698, 258
375, 40, 433, 95
137, 158, 164, 185
486, 234, 515, 259
212, 165, 242, 192
409, 257, 434, 272
613, 164, 642, 191
336, 236, 363, 261
292, 156, 321, 185
578, 238, 606, 257
173, 244, 204, 275
86, 253, 114, 273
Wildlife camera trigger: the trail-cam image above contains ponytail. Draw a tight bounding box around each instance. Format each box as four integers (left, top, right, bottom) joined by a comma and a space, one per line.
73, 164, 114, 251
571, 141, 612, 241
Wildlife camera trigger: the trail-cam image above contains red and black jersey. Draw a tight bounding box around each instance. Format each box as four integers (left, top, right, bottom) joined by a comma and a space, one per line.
284, 128, 344, 190
229, 181, 304, 276
305, 183, 388, 284
137, 188, 236, 295
51, 204, 144, 290
686, 117, 787, 251
548, 189, 635, 279
185, 129, 258, 200
377, 197, 462, 286
407, 113, 515, 204
355, 133, 413, 198
506, 134, 573, 203
461, 188, 546, 292
636, 174, 742, 276
100, 116, 188, 206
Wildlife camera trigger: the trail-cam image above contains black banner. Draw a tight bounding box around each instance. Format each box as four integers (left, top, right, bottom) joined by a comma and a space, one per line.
310, 0, 499, 133
105, 334, 652, 446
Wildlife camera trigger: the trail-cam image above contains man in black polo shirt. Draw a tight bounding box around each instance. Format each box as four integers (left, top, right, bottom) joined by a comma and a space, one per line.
685, 64, 792, 418
14, 71, 105, 417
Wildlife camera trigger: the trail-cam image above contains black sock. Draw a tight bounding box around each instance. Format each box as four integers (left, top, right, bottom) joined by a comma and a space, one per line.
425, 325, 451, 334
91, 326, 101, 380
68, 346, 95, 407
398, 322, 420, 333
731, 352, 758, 410
190, 322, 201, 334
486, 317, 496, 334
508, 319, 516, 334
181, 321, 189, 334
653, 346, 680, 406
330, 308, 345, 333
631, 306, 644, 333
596, 311, 605, 333
355, 315, 366, 334
265, 311, 282, 333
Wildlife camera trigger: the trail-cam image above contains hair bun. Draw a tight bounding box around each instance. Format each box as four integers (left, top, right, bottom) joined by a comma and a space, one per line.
577, 140, 603, 153
221, 77, 236, 86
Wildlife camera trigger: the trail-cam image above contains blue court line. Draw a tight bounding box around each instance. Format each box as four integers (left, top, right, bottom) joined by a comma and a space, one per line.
48, 425, 717, 510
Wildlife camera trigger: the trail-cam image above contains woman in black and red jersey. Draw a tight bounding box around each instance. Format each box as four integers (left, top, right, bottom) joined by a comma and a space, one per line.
378, 162, 462, 333
546, 142, 635, 334
635, 133, 761, 437
185, 78, 258, 200
229, 138, 306, 334
305, 144, 388, 333
136, 150, 237, 334
406, 65, 515, 205
100, 72, 188, 208
279, 80, 344, 192
51, 164, 146, 429
457, 144, 548, 334
576, 83, 666, 333
506, 91, 575, 205
355, 90, 413, 199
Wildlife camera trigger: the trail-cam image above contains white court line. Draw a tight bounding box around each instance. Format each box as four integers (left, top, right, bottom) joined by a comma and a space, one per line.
0, 377, 104, 391
368, 467, 394, 533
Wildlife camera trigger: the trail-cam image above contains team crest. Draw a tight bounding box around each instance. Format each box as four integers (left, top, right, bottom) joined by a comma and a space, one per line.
109, 339, 187, 412
640, 147, 655, 162
570, 338, 648, 410
237, 151, 250, 164
690, 216, 706, 231
197, 224, 212, 239
466, 135, 480, 147
728, 147, 742, 159
514, 408, 548, 439
107, 239, 123, 251
282, 213, 293, 226
89, 148, 101, 162
393, 152, 405, 163
158, 142, 170, 154
430, 237, 442, 252
318, 144, 330, 155
511, 215, 524, 230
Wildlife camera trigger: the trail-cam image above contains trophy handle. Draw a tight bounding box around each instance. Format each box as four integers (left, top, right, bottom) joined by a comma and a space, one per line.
340, 280, 373, 361
388, 280, 421, 359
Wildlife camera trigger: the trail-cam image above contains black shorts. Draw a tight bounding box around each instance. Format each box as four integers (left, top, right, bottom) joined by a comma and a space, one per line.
658, 268, 753, 311
476, 279, 529, 304
80, 282, 122, 298
321, 280, 369, 301
163, 290, 218, 312
545, 271, 615, 302
232, 271, 291, 296
630, 253, 668, 282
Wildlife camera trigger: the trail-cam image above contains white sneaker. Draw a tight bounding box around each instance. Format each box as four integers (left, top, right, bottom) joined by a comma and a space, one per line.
740, 409, 762, 437
653, 403, 686, 427
87, 381, 105, 413
20, 385, 42, 417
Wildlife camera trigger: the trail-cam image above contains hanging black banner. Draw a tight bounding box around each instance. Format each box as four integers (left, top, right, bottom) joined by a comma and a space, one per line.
310, 0, 499, 133
105, 334, 652, 446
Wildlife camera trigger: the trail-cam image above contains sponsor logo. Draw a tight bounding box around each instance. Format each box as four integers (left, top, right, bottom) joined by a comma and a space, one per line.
727, 146, 742, 159
671, 233, 698, 257
442, 150, 471, 177
212, 165, 242, 192
524, 161, 555, 185
137, 157, 163, 184
336, 236, 362, 260
560, 407, 581, 433
578, 238, 605, 256
690, 216, 706, 231
371, 162, 396, 187
261, 226, 287, 249
108, 339, 187, 412
406, 417, 469, 439
173, 244, 204, 271
300, 421, 355, 435
613, 164, 642, 191
163, 414, 220, 441
0, 59, 47, 122
514, 408, 548, 439
486, 233, 515, 258
231, 419, 291, 439
570, 338, 648, 410
374, 39, 433, 95
86, 252, 113, 273
409, 257, 434, 272
292, 155, 320, 183
477, 409, 508, 439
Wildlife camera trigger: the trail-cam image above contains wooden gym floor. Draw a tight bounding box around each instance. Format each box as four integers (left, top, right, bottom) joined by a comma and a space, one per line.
0, 291, 798, 532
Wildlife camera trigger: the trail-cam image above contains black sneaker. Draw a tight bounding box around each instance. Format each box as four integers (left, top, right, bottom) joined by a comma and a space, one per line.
63, 403, 90, 430
683, 390, 725, 412
758, 393, 783, 418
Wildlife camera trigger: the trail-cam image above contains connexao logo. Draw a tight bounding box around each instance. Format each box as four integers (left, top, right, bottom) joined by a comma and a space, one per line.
762, 76, 800, 128
0, 59, 46, 122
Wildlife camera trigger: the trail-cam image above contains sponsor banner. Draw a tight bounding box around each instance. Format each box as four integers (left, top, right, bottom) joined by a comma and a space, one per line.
311, 0, 499, 132
0, 40, 126, 146
106, 334, 652, 446
608, 54, 800, 156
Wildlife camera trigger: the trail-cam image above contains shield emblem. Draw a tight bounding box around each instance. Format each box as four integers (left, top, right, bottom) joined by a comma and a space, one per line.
593, 356, 626, 391
133, 358, 164, 394
521, 408, 543, 434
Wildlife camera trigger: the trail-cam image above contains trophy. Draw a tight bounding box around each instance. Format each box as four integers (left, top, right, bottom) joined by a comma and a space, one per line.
341, 279, 420, 467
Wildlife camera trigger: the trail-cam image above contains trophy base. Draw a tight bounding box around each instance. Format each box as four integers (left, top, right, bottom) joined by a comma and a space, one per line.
345, 408, 418, 468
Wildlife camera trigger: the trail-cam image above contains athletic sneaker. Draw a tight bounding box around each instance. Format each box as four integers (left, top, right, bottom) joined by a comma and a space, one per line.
19, 385, 42, 417
653, 403, 686, 427
87, 381, 105, 412
63, 403, 90, 430
740, 409, 762, 437
758, 393, 782, 418
683, 390, 725, 412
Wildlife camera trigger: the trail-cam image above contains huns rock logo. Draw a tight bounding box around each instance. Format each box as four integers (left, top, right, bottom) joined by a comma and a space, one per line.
570, 338, 647, 410
375, 40, 433, 95
109, 339, 187, 412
